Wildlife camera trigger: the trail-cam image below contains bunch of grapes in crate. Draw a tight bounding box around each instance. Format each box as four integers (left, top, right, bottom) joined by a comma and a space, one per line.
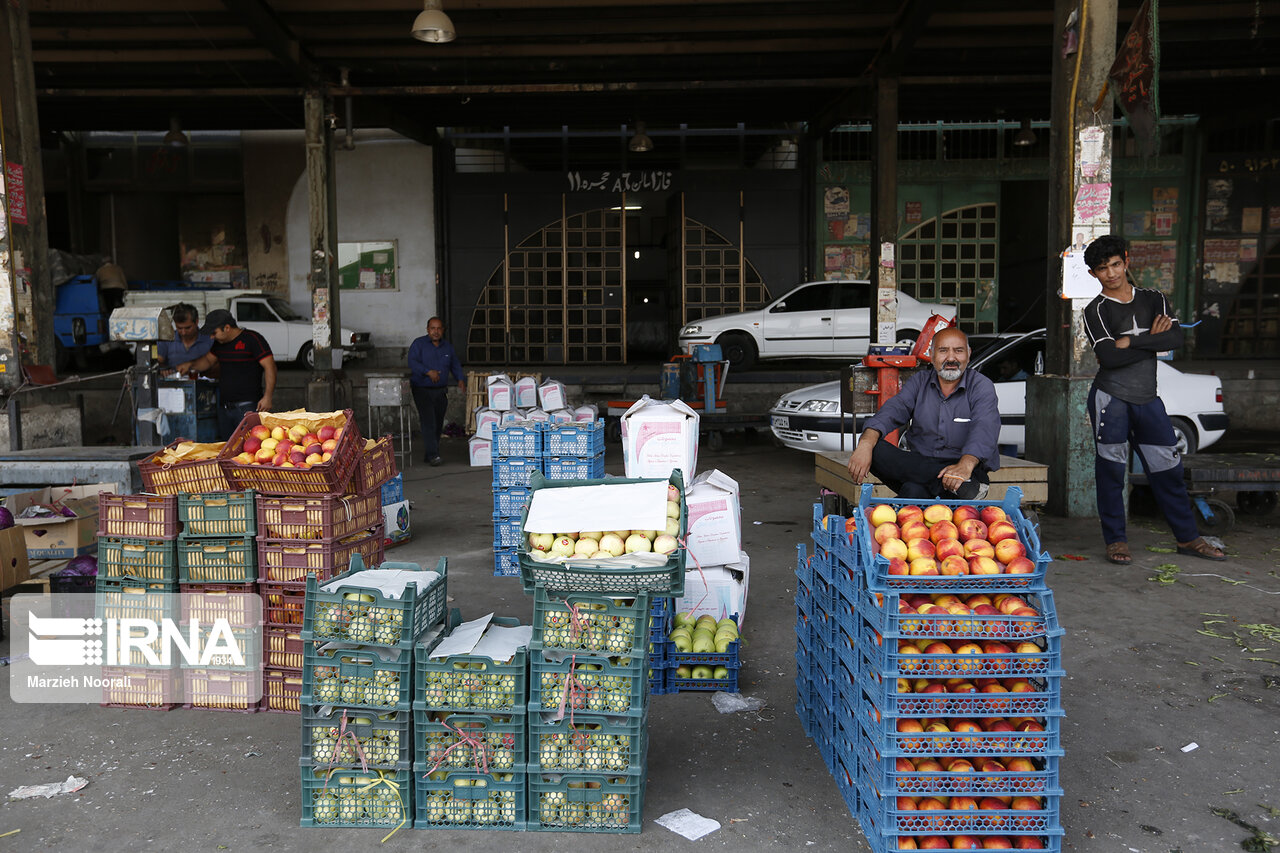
802, 487, 1066, 852
299, 554, 447, 831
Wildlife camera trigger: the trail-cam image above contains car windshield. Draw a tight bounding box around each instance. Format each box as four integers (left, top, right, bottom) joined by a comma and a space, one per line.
268, 297, 303, 320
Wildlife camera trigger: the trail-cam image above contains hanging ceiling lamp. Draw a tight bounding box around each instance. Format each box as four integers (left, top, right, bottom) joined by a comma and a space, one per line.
411, 0, 456, 43
163, 116, 189, 147
1013, 119, 1037, 147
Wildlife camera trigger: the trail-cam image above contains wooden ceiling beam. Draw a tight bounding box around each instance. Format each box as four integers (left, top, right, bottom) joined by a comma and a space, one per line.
311, 36, 872, 59
31, 26, 252, 41
34, 47, 273, 61
219, 0, 321, 85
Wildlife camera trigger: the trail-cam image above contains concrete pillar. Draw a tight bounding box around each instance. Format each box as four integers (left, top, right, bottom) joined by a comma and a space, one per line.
869, 76, 899, 344
0, 0, 52, 389
304, 91, 341, 412
1026, 0, 1118, 517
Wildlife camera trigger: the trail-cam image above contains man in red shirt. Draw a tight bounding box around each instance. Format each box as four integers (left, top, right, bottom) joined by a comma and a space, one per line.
176, 308, 277, 439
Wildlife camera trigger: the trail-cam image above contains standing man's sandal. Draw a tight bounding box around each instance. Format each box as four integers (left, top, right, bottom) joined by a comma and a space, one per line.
1176, 537, 1226, 561
1105, 542, 1131, 565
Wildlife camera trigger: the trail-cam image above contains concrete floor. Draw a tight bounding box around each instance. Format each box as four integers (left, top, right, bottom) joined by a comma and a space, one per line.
2, 432, 1278, 852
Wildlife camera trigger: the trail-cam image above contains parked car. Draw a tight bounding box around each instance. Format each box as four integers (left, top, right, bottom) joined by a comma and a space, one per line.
768, 329, 1228, 456
677, 279, 956, 369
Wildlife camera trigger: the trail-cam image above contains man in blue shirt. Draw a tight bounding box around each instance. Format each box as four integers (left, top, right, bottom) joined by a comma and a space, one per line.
846, 328, 1001, 499
408, 316, 466, 466
157, 303, 214, 368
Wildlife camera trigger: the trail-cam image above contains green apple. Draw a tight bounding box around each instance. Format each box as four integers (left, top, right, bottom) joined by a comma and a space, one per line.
673, 612, 696, 629
664, 517, 681, 536
713, 666, 728, 679
691, 665, 713, 679
579, 531, 603, 541
716, 618, 739, 635
692, 634, 715, 653
529, 532, 555, 551
550, 536, 576, 557
598, 533, 625, 556
666, 500, 681, 519
675, 665, 692, 678
573, 537, 600, 557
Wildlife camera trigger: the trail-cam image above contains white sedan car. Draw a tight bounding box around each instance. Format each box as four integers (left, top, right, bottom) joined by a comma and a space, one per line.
677, 279, 956, 370
769, 330, 1228, 456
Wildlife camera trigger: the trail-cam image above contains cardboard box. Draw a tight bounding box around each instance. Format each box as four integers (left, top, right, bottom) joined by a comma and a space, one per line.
548, 408, 574, 424
620, 396, 699, 484
468, 437, 493, 467
108, 306, 174, 342
573, 404, 599, 422
3, 484, 111, 560
676, 552, 749, 627
486, 374, 514, 411
382, 499, 411, 548
684, 469, 742, 568
514, 376, 540, 408
474, 408, 500, 440
380, 472, 404, 505
537, 379, 567, 411
0, 525, 31, 591
525, 408, 550, 423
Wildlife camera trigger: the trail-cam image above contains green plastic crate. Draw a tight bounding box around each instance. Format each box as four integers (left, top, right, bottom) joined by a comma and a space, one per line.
177, 491, 257, 538
529, 650, 647, 718
303, 707, 411, 770
98, 536, 178, 582
414, 616, 527, 713
303, 555, 447, 649
177, 536, 257, 584
528, 771, 645, 832
95, 578, 178, 668
300, 762, 412, 829
530, 588, 650, 657
413, 766, 525, 830
518, 471, 686, 597
412, 709, 525, 775
302, 644, 415, 712
177, 626, 261, 672
529, 708, 647, 774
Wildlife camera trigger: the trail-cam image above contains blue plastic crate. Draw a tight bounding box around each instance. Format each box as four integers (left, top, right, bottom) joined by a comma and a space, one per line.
649, 665, 673, 695
492, 514, 525, 549
858, 622, 1065, 683
834, 753, 859, 819
492, 486, 533, 518
542, 455, 606, 481
812, 574, 835, 616
796, 579, 814, 621
492, 456, 540, 488
493, 422, 544, 457
859, 667, 1065, 720
854, 484, 1052, 593
857, 713, 1064, 760
795, 542, 815, 589
859, 740, 1063, 798
812, 501, 851, 553
812, 604, 838, 647
544, 420, 605, 457
833, 624, 859, 675
857, 778, 1063, 839
795, 695, 816, 739
668, 660, 738, 692
810, 540, 837, 586
858, 587, 1061, 642
493, 548, 520, 577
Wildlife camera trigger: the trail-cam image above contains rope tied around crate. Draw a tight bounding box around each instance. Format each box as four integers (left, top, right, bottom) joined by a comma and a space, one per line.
554, 654, 594, 723
354, 774, 407, 843
565, 599, 588, 644
424, 721, 491, 776
677, 534, 713, 614
324, 708, 372, 773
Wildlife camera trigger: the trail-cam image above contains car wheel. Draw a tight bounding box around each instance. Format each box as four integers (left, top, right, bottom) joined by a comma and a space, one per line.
298, 342, 315, 370
895, 329, 920, 350
1170, 417, 1197, 456
718, 333, 757, 371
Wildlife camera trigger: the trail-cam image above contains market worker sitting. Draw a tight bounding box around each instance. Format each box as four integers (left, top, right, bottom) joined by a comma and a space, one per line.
156, 302, 213, 368
846, 327, 1001, 500
174, 308, 277, 440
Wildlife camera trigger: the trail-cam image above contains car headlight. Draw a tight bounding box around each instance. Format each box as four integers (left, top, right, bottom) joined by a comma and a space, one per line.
680, 324, 702, 336
799, 400, 838, 413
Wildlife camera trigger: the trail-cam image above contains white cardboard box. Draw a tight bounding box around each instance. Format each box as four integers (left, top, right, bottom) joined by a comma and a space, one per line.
468, 437, 493, 466
473, 408, 500, 440
573, 404, 599, 422
514, 376, 540, 408
486, 374, 514, 411
537, 379, 567, 411
684, 469, 742, 568
620, 396, 699, 484
676, 552, 749, 627
548, 408, 574, 424
382, 499, 411, 547
525, 408, 550, 422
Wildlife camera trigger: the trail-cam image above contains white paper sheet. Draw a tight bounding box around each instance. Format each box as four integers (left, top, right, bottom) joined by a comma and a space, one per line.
470, 624, 533, 662
429, 614, 493, 658
320, 568, 440, 600
655, 808, 721, 840
157, 387, 187, 414
522, 480, 669, 534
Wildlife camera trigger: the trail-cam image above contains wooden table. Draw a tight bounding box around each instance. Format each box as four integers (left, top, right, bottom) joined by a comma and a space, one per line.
814, 451, 1049, 505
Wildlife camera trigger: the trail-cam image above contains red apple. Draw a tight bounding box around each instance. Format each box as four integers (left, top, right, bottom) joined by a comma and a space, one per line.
914, 758, 944, 773
980, 759, 1007, 773
950, 835, 982, 849
921, 681, 948, 694
908, 538, 937, 561
897, 505, 925, 525
952, 719, 983, 733
909, 558, 940, 576
255, 447, 275, 463
950, 681, 977, 694
923, 504, 953, 525
982, 641, 1013, 655
896, 757, 915, 772
897, 796, 918, 811
1004, 758, 1037, 773
957, 519, 989, 542
243, 435, 262, 454
321, 438, 338, 453
968, 556, 1001, 575
901, 520, 931, 542
876, 522, 903, 544
952, 505, 979, 523
305, 452, 324, 465
289, 447, 307, 464
987, 520, 1019, 544
1012, 837, 1045, 849
940, 555, 971, 576
234, 451, 255, 465
929, 520, 959, 544
898, 839, 919, 851
918, 838, 950, 850
333, 427, 344, 440
994, 538, 1026, 564
882, 539, 910, 561
946, 760, 976, 775
935, 537, 965, 560
249, 424, 271, 440
887, 557, 910, 575
1005, 557, 1036, 575
979, 506, 1007, 526
1016, 720, 1045, 733
985, 719, 1015, 732
317, 425, 336, 442
964, 539, 996, 559
981, 837, 1014, 849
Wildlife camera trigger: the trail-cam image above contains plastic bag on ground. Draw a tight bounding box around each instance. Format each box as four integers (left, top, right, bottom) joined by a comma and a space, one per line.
712, 692, 764, 714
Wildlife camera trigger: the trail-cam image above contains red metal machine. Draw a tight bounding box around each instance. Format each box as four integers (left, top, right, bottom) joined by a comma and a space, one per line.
860, 313, 956, 445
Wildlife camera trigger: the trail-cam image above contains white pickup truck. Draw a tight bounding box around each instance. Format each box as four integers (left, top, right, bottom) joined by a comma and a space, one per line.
122, 289, 372, 368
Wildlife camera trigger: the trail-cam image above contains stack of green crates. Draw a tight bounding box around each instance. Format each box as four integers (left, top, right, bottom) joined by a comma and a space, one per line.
95, 493, 181, 710
176, 491, 261, 712
299, 554, 448, 831
413, 613, 530, 830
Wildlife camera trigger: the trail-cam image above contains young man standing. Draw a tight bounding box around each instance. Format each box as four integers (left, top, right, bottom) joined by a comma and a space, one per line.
175, 308, 277, 439
1082, 234, 1225, 564
846, 327, 1001, 500
156, 303, 213, 367
408, 316, 466, 466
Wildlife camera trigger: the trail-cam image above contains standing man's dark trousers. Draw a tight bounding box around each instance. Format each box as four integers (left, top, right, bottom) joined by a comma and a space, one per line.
218, 400, 257, 441
412, 385, 449, 463
870, 441, 989, 500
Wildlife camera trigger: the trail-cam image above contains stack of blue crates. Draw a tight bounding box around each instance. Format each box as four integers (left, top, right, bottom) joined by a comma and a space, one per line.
797, 485, 1066, 852
647, 597, 672, 694
491, 420, 607, 577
